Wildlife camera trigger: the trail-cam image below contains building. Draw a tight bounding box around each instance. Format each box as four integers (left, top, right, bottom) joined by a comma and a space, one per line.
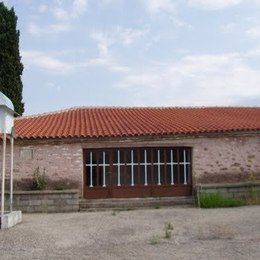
1, 107, 260, 199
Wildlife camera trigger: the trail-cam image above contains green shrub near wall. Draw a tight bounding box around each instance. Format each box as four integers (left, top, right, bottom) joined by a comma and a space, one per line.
197, 193, 245, 208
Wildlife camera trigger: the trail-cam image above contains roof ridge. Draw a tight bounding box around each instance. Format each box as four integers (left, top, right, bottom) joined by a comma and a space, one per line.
16, 105, 260, 120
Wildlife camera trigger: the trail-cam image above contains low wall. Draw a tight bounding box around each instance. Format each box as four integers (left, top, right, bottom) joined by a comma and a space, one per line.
196, 181, 260, 199
2, 190, 79, 213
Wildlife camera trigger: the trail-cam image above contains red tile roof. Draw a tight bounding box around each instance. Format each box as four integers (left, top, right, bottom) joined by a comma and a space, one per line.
14, 107, 260, 140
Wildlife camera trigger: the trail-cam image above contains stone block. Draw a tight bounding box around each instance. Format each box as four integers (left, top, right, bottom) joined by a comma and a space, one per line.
29, 200, 42, 206
0, 211, 22, 229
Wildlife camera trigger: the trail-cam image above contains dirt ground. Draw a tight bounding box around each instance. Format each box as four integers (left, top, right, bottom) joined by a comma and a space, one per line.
0, 206, 259, 260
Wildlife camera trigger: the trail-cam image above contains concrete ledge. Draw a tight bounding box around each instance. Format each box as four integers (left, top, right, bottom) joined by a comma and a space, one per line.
1, 211, 22, 229
8, 189, 79, 195
1, 190, 79, 213
80, 196, 195, 211
196, 181, 260, 199
196, 181, 260, 189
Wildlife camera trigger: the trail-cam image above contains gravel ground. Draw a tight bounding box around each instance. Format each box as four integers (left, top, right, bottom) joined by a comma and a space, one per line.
0, 206, 259, 260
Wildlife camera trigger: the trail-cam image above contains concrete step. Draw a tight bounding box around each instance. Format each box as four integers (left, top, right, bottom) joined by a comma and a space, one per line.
79, 196, 195, 212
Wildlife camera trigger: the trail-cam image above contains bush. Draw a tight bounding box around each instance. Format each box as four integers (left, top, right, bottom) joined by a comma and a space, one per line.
31, 167, 47, 190
197, 193, 245, 208
149, 235, 160, 245
164, 222, 174, 239
53, 183, 67, 190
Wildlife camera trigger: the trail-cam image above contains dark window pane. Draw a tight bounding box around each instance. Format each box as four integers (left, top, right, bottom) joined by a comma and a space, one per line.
153, 164, 164, 184
125, 150, 131, 163
166, 165, 172, 184
146, 149, 151, 163
123, 166, 132, 185
179, 148, 184, 162
85, 147, 191, 187
179, 165, 185, 184
173, 165, 178, 184
166, 148, 171, 162
186, 164, 191, 184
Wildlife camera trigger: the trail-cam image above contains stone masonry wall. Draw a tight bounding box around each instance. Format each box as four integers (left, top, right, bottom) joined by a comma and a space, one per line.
196, 181, 260, 200
1, 190, 79, 213
192, 134, 260, 184
0, 141, 83, 193
0, 133, 259, 197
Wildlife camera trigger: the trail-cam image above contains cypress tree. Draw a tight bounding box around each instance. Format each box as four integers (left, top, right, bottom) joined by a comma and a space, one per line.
0, 2, 24, 115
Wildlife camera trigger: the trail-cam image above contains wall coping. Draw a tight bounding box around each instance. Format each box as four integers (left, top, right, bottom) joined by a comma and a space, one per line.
4, 189, 79, 195
196, 181, 260, 189
14, 130, 260, 146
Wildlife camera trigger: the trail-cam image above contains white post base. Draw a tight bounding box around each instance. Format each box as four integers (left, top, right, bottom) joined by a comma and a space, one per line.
0, 211, 22, 229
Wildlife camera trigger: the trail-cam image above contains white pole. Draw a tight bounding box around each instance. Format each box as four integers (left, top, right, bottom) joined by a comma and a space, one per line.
144, 150, 148, 186
170, 149, 174, 185
131, 150, 134, 186
117, 150, 121, 186
102, 152, 106, 187
157, 150, 161, 185
183, 149, 187, 185
1, 133, 7, 216
10, 135, 14, 212
89, 152, 93, 187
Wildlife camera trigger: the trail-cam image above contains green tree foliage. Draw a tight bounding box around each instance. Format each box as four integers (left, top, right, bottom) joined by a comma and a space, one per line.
0, 2, 24, 115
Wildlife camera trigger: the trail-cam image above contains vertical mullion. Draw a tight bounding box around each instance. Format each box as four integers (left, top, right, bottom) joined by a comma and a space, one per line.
144, 149, 148, 185
96, 151, 99, 186
117, 149, 121, 186
170, 149, 174, 185
124, 150, 127, 186
151, 149, 154, 185
157, 149, 161, 185
138, 149, 140, 185
188, 148, 191, 184
164, 148, 167, 185
102, 151, 106, 187
184, 149, 187, 185
108, 149, 112, 186
131, 149, 134, 186
89, 151, 93, 187
177, 148, 180, 184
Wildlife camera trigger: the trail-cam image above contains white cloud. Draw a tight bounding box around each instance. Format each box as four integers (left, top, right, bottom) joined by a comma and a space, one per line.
90, 31, 113, 57
52, 7, 69, 20
89, 27, 147, 72
142, 0, 191, 28
38, 4, 48, 13
116, 27, 148, 45
144, 0, 176, 15
51, 0, 88, 20
28, 22, 70, 35
32, 0, 88, 36
71, 0, 88, 18
246, 26, 260, 39
116, 52, 260, 106
221, 23, 236, 33
22, 51, 73, 73
188, 0, 242, 10
21, 48, 130, 75
89, 31, 131, 72
46, 82, 61, 91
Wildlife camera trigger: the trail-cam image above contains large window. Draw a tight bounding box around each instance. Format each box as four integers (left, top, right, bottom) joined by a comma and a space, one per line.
85, 147, 191, 187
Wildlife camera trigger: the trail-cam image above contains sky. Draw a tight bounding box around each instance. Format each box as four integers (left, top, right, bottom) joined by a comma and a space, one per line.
2, 0, 260, 115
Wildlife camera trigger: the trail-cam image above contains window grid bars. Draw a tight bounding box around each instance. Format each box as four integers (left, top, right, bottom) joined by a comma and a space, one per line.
102, 151, 106, 187
89, 152, 93, 187
170, 149, 174, 185
86, 149, 191, 187
157, 150, 161, 185
144, 150, 148, 186
117, 150, 121, 186
131, 150, 134, 186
